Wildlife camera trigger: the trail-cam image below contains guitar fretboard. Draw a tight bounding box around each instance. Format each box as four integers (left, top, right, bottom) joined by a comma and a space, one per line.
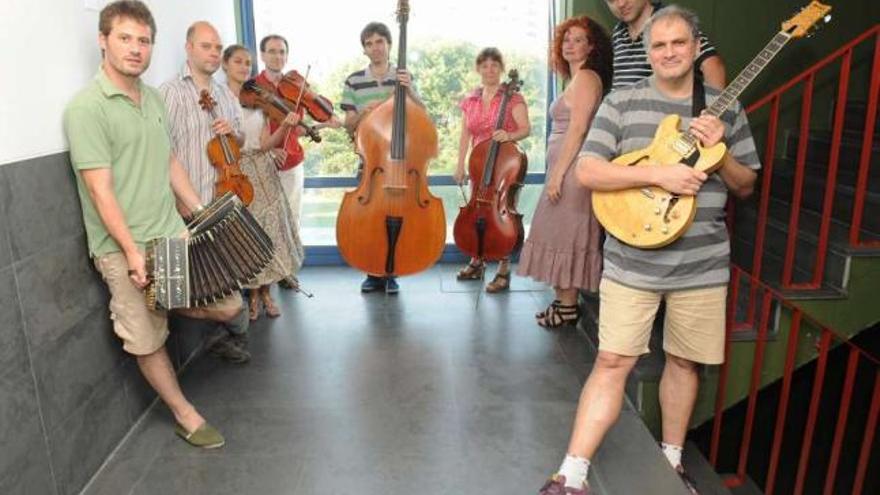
706, 32, 792, 118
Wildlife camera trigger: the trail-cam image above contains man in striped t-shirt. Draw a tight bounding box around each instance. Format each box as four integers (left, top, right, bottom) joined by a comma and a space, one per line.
607, 0, 726, 90
339, 21, 417, 295
539, 7, 758, 495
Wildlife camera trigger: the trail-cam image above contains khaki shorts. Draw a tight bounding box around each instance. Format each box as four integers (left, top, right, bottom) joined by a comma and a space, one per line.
94, 252, 242, 356
597, 278, 727, 365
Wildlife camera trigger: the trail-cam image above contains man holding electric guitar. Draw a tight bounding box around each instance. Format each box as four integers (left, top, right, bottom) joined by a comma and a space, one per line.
539, 5, 760, 494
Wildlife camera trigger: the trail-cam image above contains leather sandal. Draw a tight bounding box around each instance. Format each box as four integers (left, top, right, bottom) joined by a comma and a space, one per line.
485, 271, 511, 293
248, 293, 261, 321
457, 260, 485, 280
537, 303, 580, 328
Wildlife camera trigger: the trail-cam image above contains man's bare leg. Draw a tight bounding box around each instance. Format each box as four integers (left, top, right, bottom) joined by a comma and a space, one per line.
136, 346, 204, 433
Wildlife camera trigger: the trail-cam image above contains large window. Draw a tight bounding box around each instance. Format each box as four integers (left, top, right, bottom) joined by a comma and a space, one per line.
250, 0, 552, 247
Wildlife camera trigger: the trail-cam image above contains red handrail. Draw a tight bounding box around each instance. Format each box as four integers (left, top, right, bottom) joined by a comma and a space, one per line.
711, 265, 880, 494
738, 25, 879, 298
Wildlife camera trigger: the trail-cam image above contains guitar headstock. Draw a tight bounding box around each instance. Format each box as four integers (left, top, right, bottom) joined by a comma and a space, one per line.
782, 1, 832, 38
198, 89, 217, 113
505, 69, 523, 94
396, 0, 410, 24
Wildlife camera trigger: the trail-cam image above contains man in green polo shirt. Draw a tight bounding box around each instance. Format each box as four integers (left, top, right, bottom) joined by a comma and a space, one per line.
64, 0, 242, 448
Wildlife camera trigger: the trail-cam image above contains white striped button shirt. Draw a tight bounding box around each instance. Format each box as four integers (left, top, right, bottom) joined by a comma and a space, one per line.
160, 63, 243, 205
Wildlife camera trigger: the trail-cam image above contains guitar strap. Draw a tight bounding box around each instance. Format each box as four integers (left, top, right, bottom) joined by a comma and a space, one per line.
692, 72, 706, 117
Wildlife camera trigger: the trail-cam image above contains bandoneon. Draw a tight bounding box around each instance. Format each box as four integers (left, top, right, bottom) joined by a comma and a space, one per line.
145, 192, 274, 309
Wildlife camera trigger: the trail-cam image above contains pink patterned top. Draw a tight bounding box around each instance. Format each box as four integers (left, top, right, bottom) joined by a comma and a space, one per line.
459, 86, 525, 147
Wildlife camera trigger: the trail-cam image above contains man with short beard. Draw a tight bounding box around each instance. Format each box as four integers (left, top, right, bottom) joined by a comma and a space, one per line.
159, 21, 251, 364
64, 0, 238, 448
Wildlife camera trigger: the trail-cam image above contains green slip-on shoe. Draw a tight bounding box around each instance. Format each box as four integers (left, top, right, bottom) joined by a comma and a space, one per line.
175, 422, 225, 449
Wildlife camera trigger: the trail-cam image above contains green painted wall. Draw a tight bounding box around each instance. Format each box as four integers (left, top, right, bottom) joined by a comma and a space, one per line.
569, 1, 879, 108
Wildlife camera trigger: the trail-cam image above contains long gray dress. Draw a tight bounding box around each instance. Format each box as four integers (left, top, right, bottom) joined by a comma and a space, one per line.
516, 96, 602, 291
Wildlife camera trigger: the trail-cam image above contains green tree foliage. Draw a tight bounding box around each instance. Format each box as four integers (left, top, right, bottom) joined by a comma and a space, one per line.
300, 41, 547, 178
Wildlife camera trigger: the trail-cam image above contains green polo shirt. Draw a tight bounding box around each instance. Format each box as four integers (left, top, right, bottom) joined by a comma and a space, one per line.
64, 68, 185, 257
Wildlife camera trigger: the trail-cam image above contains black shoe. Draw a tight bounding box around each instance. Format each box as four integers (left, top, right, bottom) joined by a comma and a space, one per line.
385, 277, 399, 294
361, 275, 385, 293
208, 334, 251, 364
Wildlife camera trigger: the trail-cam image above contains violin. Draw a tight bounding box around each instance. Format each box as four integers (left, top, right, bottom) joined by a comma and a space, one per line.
335, 0, 446, 276
452, 70, 528, 261
197, 90, 255, 206
277, 70, 335, 122
240, 79, 322, 143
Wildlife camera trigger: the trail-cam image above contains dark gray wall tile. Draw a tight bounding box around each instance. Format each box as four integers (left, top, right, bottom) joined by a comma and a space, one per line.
0, 367, 56, 495
31, 306, 124, 431
0, 168, 12, 271
3, 153, 84, 262
48, 371, 131, 495
17, 235, 106, 351
0, 267, 28, 377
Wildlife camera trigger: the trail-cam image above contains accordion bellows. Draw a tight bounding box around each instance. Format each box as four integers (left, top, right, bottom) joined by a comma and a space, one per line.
146, 193, 275, 309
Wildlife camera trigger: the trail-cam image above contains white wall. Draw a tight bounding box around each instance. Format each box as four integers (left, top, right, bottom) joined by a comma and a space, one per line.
0, 0, 237, 166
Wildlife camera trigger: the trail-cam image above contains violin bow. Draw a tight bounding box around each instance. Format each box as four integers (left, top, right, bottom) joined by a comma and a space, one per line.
292, 64, 312, 115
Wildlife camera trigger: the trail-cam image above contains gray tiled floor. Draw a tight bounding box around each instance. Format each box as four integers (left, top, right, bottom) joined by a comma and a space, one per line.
81, 265, 597, 495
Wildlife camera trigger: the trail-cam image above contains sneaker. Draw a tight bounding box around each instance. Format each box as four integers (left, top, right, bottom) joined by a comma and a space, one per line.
538, 474, 589, 495
385, 277, 399, 294
675, 466, 700, 495
208, 335, 251, 364
360, 275, 385, 293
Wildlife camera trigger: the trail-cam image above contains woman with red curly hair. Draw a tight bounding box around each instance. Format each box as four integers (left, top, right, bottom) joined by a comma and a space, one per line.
517, 16, 612, 329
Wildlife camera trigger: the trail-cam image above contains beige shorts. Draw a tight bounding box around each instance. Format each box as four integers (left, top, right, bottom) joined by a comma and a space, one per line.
94, 252, 242, 356
597, 278, 727, 365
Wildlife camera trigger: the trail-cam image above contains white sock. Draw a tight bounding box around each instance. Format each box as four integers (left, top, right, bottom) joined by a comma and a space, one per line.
558, 454, 590, 489
661, 442, 683, 469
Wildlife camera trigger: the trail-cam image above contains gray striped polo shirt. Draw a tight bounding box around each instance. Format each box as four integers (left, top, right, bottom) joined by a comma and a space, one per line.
340, 64, 399, 113
581, 77, 760, 291
612, 2, 718, 91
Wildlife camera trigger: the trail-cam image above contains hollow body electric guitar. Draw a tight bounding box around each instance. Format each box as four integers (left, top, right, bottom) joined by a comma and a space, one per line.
591, 1, 831, 249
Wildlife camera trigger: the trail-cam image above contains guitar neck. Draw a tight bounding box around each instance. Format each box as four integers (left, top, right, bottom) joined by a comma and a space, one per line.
706, 31, 792, 118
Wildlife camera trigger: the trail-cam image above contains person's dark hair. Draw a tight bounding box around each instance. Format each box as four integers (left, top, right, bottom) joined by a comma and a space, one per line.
550, 16, 613, 93
475, 47, 504, 69
223, 44, 250, 63
99, 0, 156, 43
360, 22, 392, 47
260, 34, 288, 53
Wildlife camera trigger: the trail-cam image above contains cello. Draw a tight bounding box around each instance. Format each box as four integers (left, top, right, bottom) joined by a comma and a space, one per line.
198, 90, 254, 205
335, 0, 446, 277
453, 70, 527, 261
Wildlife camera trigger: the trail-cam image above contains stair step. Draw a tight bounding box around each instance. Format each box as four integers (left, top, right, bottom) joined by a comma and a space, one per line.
682, 442, 733, 495
784, 128, 880, 173
833, 99, 880, 135
727, 474, 764, 495
763, 158, 880, 235
732, 202, 851, 292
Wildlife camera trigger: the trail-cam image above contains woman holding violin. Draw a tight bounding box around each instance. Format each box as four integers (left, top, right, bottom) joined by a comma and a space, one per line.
453, 47, 530, 293
223, 44, 304, 320
516, 16, 612, 328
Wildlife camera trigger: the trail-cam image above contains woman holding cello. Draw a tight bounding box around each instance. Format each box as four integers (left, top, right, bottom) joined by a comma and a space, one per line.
516, 16, 612, 328
222, 44, 304, 320
453, 47, 530, 293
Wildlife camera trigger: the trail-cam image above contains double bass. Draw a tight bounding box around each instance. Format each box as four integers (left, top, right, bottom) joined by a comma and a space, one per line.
453, 70, 527, 261
335, 0, 446, 276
